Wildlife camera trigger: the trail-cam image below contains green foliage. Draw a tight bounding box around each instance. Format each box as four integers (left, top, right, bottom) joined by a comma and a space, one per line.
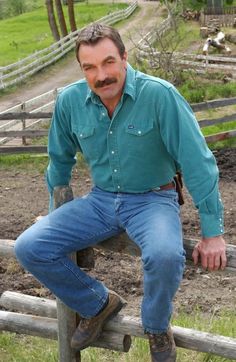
0, 154, 48, 173
180, 0, 207, 11
178, 77, 236, 103
0, 332, 58, 361
0, 2, 128, 65
0, 0, 44, 20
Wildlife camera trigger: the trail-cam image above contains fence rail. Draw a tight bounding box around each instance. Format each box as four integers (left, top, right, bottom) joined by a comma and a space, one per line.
0, 1, 138, 90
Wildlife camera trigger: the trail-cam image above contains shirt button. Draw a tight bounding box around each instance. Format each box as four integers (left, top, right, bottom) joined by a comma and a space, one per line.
109, 131, 113, 134
80, 133, 83, 137
138, 130, 142, 135
111, 151, 115, 154
117, 185, 121, 189
114, 169, 117, 173
102, 112, 105, 116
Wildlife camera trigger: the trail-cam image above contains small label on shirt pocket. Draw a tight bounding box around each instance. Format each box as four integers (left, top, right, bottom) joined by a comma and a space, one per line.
125, 120, 154, 136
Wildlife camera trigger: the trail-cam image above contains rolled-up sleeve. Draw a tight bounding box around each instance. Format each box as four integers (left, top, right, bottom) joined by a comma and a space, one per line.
158, 86, 224, 237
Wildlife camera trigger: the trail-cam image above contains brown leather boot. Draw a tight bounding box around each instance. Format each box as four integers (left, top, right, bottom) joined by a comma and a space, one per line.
147, 328, 176, 362
71, 290, 126, 351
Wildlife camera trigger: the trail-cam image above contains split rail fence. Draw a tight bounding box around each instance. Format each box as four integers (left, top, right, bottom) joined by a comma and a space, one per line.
136, 48, 236, 77
0, 1, 138, 90
0, 96, 236, 154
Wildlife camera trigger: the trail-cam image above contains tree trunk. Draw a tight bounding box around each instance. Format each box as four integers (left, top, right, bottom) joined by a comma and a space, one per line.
55, 0, 68, 38
45, 0, 60, 42
67, 0, 77, 32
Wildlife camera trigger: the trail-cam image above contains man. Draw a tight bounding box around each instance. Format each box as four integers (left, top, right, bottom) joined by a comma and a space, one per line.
15, 24, 227, 362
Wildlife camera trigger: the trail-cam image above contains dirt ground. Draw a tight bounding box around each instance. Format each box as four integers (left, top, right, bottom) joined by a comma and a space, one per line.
0, 148, 235, 319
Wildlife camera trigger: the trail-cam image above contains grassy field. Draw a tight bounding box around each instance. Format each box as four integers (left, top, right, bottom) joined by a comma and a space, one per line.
0, 1, 128, 66
0, 309, 235, 361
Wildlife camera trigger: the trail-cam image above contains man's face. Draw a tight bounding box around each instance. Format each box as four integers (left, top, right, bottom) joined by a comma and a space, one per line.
78, 38, 127, 107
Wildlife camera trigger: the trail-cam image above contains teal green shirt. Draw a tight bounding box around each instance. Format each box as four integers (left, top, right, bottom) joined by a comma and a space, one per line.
47, 64, 224, 238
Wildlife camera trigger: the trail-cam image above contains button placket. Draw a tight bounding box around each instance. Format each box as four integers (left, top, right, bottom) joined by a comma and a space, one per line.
108, 119, 122, 191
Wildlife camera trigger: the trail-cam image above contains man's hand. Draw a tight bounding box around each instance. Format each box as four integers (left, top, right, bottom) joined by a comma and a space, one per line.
192, 235, 227, 271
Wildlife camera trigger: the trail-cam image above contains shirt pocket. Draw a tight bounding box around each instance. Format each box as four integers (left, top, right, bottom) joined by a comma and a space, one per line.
77, 126, 98, 159
124, 119, 155, 155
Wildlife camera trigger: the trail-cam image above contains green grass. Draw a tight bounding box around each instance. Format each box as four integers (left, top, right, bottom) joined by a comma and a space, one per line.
178, 77, 236, 104
0, 309, 235, 361
0, 154, 48, 173
0, 2, 128, 66
0, 152, 88, 173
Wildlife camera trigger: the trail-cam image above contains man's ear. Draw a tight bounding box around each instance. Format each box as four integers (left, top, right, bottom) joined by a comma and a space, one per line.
123, 51, 128, 61
123, 51, 128, 67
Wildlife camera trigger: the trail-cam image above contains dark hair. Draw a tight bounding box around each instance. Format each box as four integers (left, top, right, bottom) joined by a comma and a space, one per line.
75, 23, 126, 63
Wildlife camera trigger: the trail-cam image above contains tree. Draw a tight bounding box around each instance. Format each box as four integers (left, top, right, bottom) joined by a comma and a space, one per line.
207, 0, 223, 14
9, 0, 26, 16
67, 0, 77, 32
45, 0, 61, 42
55, 0, 68, 37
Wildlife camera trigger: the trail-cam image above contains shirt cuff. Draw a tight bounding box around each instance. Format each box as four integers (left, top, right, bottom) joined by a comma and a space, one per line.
199, 212, 224, 238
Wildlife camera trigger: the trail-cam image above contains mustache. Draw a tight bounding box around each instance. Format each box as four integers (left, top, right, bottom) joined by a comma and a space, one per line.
94, 77, 117, 88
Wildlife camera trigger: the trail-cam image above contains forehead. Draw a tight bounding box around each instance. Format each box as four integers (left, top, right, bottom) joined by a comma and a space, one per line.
78, 38, 120, 64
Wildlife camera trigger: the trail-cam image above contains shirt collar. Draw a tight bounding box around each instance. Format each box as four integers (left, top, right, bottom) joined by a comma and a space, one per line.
85, 63, 136, 105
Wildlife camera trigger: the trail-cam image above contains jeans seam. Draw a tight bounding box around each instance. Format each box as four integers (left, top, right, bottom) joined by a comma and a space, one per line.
60, 259, 107, 317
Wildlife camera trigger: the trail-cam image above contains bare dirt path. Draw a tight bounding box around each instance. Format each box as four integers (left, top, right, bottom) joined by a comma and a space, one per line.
0, 0, 164, 112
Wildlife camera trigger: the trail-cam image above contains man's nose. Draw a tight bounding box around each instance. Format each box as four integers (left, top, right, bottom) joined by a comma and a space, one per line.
96, 66, 107, 81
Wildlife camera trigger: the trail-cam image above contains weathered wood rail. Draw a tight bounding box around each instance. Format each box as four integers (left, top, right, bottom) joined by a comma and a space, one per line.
0, 1, 138, 90
0, 96, 236, 154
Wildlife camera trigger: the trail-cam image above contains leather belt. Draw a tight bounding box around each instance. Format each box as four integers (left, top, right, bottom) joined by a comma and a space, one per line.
152, 181, 175, 192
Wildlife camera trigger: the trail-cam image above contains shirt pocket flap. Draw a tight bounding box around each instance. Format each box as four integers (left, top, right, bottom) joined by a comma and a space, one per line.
125, 122, 154, 136
78, 126, 95, 139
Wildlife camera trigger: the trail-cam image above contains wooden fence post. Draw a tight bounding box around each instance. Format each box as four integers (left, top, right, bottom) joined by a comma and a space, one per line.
21, 103, 26, 146
53, 185, 81, 362
54, 185, 95, 362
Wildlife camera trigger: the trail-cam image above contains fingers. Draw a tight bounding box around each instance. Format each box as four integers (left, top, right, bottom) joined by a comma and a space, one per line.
192, 240, 227, 271
192, 245, 200, 266
220, 251, 227, 270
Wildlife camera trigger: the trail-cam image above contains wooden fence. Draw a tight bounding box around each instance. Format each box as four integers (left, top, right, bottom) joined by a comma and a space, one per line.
0, 1, 138, 90
0, 96, 236, 154
200, 6, 236, 26
137, 48, 236, 77
0, 186, 236, 361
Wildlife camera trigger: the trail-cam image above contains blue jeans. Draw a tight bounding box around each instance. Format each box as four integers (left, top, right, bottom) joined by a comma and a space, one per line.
15, 187, 185, 334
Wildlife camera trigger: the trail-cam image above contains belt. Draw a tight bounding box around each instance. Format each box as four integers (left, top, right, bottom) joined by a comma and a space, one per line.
152, 181, 175, 192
